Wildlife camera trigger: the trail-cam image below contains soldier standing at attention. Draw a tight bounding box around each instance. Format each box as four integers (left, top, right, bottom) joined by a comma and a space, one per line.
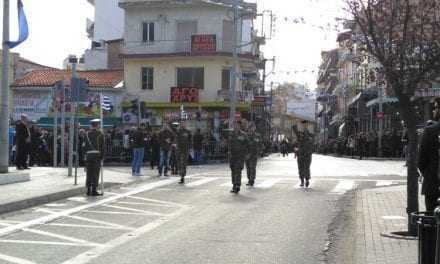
85, 119, 105, 196
292, 120, 314, 188
176, 120, 192, 184
229, 120, 249, 194
245, 122, 262, 187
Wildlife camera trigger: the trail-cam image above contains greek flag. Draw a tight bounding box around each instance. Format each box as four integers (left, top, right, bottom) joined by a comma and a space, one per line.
7, 0, 29, 49
101, 96, 112, 111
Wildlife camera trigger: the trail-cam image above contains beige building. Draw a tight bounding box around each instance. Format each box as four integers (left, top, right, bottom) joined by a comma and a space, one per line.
119, 0, 264, 129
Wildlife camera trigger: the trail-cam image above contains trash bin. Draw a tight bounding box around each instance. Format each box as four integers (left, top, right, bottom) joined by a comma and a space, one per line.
411, 212, 437, 264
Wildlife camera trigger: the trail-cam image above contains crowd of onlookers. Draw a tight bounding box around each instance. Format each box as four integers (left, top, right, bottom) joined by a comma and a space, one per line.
316, 129, 407, 159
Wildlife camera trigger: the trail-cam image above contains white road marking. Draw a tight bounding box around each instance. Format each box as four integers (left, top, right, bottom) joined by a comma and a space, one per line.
62, 206, 190, 264
0, 222, 102, 247
67, 197, 89, 203
0, 240, 99, 247
0, 178, 178, 238
185, 177, 219, 187
0, 253, 36, 264
119, 195, 183, 207
330, 180, 356, 194
114, 201, 154, 206
102, 205, 168, 216
382, 215, 406, 220
0, 220, 134, 231
45, 203, 67, 207
37, 208, 133, 230
220, 182, 232, 187
376, 180, 394, 187
255, 179, 282, 189
81, 210, 159, 216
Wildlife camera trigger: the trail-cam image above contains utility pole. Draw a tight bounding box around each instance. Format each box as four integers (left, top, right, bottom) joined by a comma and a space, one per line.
229, 0, 239, 130
378, 85, 383, 157
68, 57, 78, 176
60, 86, 66, 167
0, 0, 10, 173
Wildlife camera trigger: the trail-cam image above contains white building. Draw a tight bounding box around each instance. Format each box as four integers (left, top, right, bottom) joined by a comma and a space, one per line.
84, 0, 125, 70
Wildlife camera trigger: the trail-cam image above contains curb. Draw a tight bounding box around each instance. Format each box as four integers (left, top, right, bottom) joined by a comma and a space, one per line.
0, 182, 120, 216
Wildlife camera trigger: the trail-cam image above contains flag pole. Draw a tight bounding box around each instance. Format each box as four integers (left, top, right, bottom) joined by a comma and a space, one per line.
0, 0, 10, 173
100, 92, 104, 195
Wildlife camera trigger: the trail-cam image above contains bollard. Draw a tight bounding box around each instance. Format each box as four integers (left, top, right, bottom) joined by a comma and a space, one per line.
435, 205, 440, 264
412, 212, 437, 264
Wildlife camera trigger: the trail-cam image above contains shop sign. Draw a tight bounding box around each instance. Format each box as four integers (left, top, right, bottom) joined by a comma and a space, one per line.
170, 87, 199, 103
191, 34, 216, 53
376, 112, 385, 119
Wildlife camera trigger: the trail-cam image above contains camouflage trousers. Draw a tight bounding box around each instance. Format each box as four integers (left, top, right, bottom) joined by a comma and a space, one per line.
245, 157, 258, 183
230, 159, 245, 187
297, 154, 312, 181
177, 152, 188, 177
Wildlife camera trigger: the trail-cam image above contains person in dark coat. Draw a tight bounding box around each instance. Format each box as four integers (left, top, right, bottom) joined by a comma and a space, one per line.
228, 121, 249, 194
158, 124, 175, 177
418, 119, 440, 212
84, 119, 105, 196
192, 129, 204, 164
176, 121, 192, 184
15, 114, 31, 170
293, 121, 314, 188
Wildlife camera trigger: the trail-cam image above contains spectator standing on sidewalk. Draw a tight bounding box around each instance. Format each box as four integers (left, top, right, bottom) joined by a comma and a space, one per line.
15, 114, 31, 170
158, 124, 175, 177
193, 129, 204, 164
150, 131, 160, 170
130, 125, 146, 176
418, 115, 440, 212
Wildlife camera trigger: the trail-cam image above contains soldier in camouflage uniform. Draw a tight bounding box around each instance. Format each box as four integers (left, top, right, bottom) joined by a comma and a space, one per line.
229, 121, 249, 194
245, 122, 262, 187
85, 119, 105, 196
292, 121, 314, 188
176, 121, 192, 184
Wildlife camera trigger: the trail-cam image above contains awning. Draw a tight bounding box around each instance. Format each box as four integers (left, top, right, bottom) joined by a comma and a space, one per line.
38, 117, 121, 128
338, 123, 346, 137
366, 97, 399, 107
348, 92, 363, 107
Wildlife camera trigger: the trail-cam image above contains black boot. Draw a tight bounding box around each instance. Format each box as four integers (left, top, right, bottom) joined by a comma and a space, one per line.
86, 186, 91, 196
230, 185, 237, 193
91, 185, 100, 196
300, 179, 305, 187
179, 177, 185, 184
305, 180, 310, 188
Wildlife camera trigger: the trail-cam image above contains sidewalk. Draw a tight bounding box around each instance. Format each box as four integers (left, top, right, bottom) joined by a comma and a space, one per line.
0, 166, 159, 215
354, 185, 419, 264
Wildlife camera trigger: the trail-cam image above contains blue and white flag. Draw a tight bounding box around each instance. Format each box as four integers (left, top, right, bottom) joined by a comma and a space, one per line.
101, 96, 113, 111
7, 0, 29, 49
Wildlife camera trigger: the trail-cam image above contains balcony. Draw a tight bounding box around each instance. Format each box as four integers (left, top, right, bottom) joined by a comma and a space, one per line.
122, 38, 257, 59
217, 90, 254, 103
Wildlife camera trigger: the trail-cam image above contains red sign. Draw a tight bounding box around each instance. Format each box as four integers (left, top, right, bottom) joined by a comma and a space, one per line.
376, 112, 385, 119
170, 87, 199, 103
235, 112, 241, 120
191, 35, 216, 53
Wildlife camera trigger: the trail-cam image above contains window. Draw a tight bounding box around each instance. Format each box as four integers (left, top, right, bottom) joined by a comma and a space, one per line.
221, 69, 231, 90
177, 68, 204, 89
142, 22, 155, 42
141, 67, 154, 90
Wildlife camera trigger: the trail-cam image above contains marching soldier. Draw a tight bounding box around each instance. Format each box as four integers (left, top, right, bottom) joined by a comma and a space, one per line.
245, 122, 262, 187
84, 119, 105, 196
292, 120, 314, 188
176, 121, 192, 184
229, 120, 249, 194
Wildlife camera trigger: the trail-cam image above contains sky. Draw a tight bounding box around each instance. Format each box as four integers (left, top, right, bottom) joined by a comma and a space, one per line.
0, 0, 348, 90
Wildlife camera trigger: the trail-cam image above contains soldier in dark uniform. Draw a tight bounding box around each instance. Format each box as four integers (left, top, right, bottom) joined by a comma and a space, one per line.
245, 122, 262, 187
84, 119, 105, 196
229, 121, 249, 194
176, 121, 192, 184
15, 114, 31, 170
292, 121, 314, 188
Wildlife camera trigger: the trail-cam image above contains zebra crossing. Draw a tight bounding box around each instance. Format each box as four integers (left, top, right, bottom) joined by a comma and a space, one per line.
155, 175, 405, 194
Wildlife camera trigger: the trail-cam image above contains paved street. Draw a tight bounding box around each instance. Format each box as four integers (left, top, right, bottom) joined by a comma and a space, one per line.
0, 154, 407, 264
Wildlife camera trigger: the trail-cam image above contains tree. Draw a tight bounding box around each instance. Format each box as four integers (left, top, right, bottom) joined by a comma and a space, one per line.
345, 0, 440, 235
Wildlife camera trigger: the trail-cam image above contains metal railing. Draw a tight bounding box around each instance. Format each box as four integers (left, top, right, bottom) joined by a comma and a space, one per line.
123, 38, 254, 55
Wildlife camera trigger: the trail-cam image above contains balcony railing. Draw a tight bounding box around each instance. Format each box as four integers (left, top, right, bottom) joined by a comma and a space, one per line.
123, 39, 254, 56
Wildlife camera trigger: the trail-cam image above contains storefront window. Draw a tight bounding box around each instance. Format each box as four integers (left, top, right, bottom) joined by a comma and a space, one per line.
177, 68, 204, 89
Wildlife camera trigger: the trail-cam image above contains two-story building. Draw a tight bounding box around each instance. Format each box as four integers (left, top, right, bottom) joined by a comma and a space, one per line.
119, 0, 264, 133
